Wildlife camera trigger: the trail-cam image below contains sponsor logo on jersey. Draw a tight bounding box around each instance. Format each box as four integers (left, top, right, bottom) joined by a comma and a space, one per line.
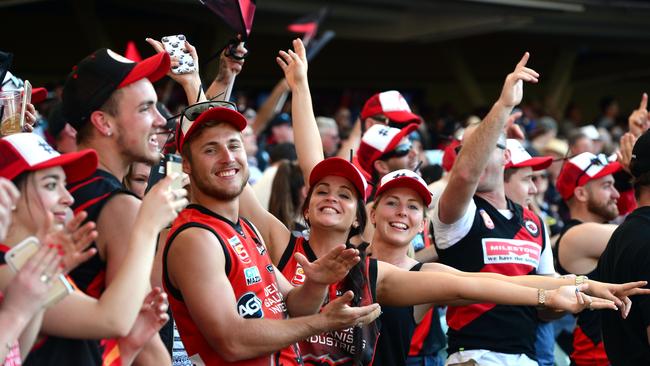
290, 264, 306, 286
479, 209, 495, 230
266, 264, 275, 273
524, 219, 539, 237
228, 236, 251, 264
482, 238, 541, 268
237, 292, 264, 318
244, 266, 262, 286
252, 236, 266, 256
263, 283, 287, 314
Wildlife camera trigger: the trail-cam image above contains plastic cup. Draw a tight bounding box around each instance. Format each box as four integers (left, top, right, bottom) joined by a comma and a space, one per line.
0, 90, 22, 136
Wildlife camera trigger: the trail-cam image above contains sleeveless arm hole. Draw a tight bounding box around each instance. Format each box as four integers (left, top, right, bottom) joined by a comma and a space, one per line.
163, 222, 231, 301
369, 258, 379, 303
277, 234, 298, 271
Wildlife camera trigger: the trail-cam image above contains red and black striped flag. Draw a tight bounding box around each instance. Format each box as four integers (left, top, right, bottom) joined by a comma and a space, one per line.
200, 0, 256, 39
287, 8, 328, 41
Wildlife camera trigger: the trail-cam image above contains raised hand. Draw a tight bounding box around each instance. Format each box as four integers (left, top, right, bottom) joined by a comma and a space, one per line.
276, 38, 308, 90
505, 111, 525, 140
617, 132, 637, 173
316, 291, 381, 332
497, 52, 539, 109
0, 178, 19, 242
215, 43, 246, 85
584, 280, 650, 318
139, 174, 188, 232
296, 245, 360, 286
145, 37, 200, 87
3, 244, 63, 315
118, 288, 170, 363
628, 93, 649, 138
546, 283, 617, 313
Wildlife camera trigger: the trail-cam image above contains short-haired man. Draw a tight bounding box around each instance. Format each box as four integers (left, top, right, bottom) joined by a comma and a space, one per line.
61, 48, 172, 364
554, 152, 622, 365
597, 130, 650, 365
164, 101, 379, 364
432, 53, 553, 365
316, 116, 340, 158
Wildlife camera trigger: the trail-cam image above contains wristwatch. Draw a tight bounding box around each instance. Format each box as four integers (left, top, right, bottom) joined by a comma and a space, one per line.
575, 275, 589, 286
537, 288, 546, 308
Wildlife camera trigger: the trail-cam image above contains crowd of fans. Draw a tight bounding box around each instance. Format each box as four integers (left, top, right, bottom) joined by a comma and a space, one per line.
2, 32, 650, 366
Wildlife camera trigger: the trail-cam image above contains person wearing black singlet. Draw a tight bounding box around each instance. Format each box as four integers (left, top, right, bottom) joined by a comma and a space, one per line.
554, 152, 624, 366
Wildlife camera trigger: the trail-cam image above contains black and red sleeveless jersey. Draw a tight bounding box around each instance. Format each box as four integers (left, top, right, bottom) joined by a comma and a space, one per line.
407, 306, 446, 359
278, 235, 380, 366
163, 204, 302, 365
554, 219, 608, 366
67, 169, 138, 297
435, 196, 547, 360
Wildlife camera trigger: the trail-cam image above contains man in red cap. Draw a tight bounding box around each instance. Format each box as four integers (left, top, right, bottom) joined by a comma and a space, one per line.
432, 53, 554, 365
503, 139, 553, 209
360, 90, 422, 129
61, 48, 172, 365
554, 151, 623, 366
163, 96, 378, 365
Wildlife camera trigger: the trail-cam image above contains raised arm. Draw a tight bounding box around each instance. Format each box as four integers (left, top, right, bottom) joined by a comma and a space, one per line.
276, 38, 324, 182
205, 43, 246, 101
146, 37, 205, 104
41, 177, 187, 338
437, 53, 539, 224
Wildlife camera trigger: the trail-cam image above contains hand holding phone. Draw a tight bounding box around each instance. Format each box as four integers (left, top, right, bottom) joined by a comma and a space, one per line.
161, 35, 196, 75
19, 80, 31, 128
165, 154, 184, 191
5, 236, 73, 308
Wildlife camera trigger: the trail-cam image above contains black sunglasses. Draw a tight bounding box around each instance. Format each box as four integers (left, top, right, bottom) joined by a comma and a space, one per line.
380, 142, 412, 160
454, 142, 506, 155
574, 154, 609, 187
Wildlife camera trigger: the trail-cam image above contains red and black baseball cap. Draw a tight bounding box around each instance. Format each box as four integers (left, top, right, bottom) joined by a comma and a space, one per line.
375, 169, 432, 206
504, 139, 552, 171
0, 133, 97, 183
309, 157, 368, 202
556, 152, 622, 200
176, 100, 247, 152
356, 123, 418, 175
62, 49, 170, 130
360, 91, 422, 125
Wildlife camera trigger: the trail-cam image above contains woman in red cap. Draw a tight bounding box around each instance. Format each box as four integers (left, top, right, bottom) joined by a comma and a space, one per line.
0, 133, 188, 366
237, 39, 643, 366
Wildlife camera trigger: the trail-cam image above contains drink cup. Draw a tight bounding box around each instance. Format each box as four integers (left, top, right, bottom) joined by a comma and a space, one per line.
0, 91, 23, 136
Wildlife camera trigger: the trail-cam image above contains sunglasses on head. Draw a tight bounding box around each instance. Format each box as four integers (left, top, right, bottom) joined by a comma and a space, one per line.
574, 154, 609, 187
181, 100, 238, 124
454, 142, 506, 155
380, 142, 412, 160
370, 115, 391, 125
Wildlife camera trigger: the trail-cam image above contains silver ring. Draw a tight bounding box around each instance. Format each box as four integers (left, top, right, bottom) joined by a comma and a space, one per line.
39, 274, 50, 283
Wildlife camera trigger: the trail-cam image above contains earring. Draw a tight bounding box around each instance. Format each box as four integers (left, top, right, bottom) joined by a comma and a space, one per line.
106, 131, 112, 137
353, 221, 359, 229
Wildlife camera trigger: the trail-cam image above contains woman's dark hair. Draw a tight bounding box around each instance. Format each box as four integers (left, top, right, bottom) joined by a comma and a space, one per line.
301, 174, 371, 362
269, 160, 305, 231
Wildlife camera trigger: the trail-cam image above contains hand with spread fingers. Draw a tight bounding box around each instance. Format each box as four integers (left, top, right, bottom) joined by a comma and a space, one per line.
276, 38, 308, 90
497, 52, 540, 109
628, 93, 650, 138
546, 283, 617, 313
296, 244, 360, 286
316, 291, 381, 332
583, 280, 650, 318
118, 287, 170, 365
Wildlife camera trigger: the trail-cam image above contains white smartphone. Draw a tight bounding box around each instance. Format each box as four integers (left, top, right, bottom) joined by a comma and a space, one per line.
161, 35, 196, 75
5, 236, 74, 308
19, 80, 31, 128
165, 154, 184, 191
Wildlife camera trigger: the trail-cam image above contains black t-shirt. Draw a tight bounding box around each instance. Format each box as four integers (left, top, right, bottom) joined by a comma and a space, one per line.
597, 206, 650, 365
